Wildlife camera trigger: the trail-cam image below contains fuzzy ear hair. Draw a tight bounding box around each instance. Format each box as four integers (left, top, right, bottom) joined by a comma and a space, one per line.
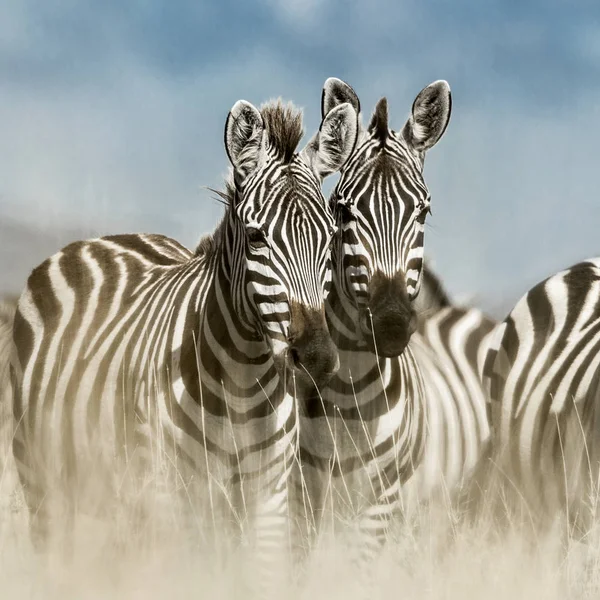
224, 100, 265, 180
301, 102, 359, 180
322, 77, 361, 119
401, 80, 451, 155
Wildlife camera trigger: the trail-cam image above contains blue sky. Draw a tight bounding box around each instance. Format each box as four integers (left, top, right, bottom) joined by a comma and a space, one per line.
1, 0, 600, 309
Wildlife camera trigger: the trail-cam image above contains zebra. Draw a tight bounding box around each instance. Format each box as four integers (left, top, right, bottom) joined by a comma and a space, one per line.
412, 260, 454, 317
294, 77, 452, 570
401, 263, 498, 524
483, 257, 600, 542
10, 97, 359, 590
0, 296, 18, 510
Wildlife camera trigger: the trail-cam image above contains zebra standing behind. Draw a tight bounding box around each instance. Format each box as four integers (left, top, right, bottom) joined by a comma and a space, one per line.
295, 77, 451, 569
10, 97, 359, 590
402, 264, 497, 520
483, 257, 600, 540
0, 296, 18, 511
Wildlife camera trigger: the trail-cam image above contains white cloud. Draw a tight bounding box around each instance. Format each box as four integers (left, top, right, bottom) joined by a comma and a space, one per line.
263, 0, 328, 27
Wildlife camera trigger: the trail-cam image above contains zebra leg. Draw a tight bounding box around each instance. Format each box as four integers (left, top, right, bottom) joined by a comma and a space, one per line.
562, 473, 600, 595
349, 480, 402, 597
22, 481, 76, 565
253, 488, 289, 593
242, 447, 296, 598
358, 498, 397, 563
289, 461, 311, 568
288, 458, 326, 582
12, 431, 52, 555
27, 494, 51, 554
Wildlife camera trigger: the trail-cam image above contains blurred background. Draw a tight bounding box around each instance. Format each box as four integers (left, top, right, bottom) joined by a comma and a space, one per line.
1, 0, 599, 316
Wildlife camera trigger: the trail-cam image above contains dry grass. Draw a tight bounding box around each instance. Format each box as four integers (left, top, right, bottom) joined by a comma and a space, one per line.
1, 343, 598, 598
2, 459, 600, 600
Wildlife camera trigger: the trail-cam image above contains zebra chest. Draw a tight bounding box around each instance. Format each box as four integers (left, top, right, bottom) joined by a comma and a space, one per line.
296, 371, 424, 521
299, 359, 419, 474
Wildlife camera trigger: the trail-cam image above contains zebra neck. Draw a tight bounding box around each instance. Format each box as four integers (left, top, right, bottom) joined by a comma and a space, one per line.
325, 278, 369, 353
195, 258, 283, 401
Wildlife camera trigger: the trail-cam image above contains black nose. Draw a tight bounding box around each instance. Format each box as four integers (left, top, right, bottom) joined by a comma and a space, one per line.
363, 308, 416, 357
288, 304, 339, 393
289, 327, 340, 390
361, 271, 416, 357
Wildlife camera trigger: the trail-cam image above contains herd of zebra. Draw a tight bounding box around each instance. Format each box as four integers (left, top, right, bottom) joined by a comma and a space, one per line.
1, 76, 599, 593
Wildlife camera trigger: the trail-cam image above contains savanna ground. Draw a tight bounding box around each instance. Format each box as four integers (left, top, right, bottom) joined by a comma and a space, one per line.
2, 447, 600, 600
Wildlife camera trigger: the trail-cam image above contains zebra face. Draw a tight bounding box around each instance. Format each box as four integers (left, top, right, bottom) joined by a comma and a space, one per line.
225, 98, 358, 391
323, 78, 451, 357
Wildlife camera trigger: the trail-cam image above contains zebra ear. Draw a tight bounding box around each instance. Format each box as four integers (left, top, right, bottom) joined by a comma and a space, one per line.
321, 77, 361, 119
224, 100, 266, 180
301, 102, 358, 180
401, 80, 451, 155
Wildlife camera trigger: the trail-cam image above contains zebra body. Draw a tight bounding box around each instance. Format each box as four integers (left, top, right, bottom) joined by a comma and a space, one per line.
484, 257, 600, 535
402, 266, 497, 513
296, 78, 452, 565
11, 98, 358, 589
14, 235, 221, 503
298, 336, 427, 546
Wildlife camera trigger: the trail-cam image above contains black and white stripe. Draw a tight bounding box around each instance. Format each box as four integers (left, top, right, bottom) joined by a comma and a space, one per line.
402, 265, 497, 514
10, 98, 358, 591
483, 257, 600, 537
295, 78, 452, 569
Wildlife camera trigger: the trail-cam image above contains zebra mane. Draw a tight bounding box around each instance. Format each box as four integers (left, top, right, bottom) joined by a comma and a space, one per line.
415, 263, 452, 314
194, 233, 216, 257
368, 97, 389, 144
194, 182, 236, 257
260, 100, 304, 163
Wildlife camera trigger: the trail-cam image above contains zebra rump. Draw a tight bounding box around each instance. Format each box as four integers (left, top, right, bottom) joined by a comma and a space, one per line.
483, 257, 600, 537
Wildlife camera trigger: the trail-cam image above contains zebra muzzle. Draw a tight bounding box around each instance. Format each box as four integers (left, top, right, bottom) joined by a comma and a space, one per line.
361, 271, 417, 357
287, 303, 340, 392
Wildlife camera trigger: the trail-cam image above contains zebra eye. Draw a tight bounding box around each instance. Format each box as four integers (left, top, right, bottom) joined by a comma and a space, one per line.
328, 226, 338, 249
417, 199, 432, 222
247, 227, 267, 249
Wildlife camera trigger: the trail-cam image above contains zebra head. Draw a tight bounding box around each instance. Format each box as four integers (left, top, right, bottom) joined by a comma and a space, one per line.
224, 98, 358, 391
323, 78, 451, 357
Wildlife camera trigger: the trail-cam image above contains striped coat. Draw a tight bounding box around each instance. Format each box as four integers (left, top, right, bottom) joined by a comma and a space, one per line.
484, 257, 600, 536
10, 98, 358, 593
403, 266, 497, 514
294, 77, 452, 568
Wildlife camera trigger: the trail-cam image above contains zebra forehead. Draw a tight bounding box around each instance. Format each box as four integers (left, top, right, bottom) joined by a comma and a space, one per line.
261, 196, 334, 232
254, 167, 330, 213
347, 166, 428, 210
346, 137, 422, 182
